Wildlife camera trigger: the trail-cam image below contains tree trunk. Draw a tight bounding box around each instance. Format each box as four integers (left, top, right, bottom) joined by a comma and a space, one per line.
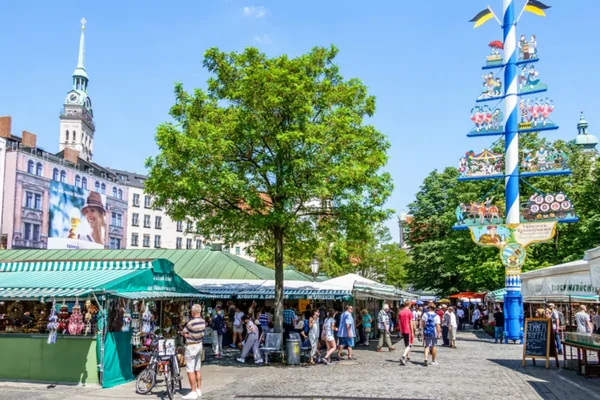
273, 226, 285, 334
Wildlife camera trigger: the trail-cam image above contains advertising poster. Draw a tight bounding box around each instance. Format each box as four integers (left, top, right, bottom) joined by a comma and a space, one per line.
48, 181, 106, 249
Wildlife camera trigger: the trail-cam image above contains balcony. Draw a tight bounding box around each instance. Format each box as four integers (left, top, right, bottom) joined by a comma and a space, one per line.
13, 238, 45, 249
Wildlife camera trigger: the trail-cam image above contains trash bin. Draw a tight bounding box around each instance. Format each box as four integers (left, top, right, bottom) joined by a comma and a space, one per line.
286, 338, 301, 365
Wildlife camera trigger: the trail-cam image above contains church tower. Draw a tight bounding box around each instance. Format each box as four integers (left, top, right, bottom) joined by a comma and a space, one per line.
59, 18, 95, 162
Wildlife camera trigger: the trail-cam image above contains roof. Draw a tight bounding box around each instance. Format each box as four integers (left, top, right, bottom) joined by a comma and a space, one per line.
0, 258, 204, 300
324, 273, 417, 300
107, 168, 147, 189
284, 265, 328, 282
520, 259, 589, 279
0, 249, 290, 281
575, 134, 599, 145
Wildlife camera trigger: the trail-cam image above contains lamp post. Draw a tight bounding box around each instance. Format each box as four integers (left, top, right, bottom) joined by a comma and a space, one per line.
398, 211, 408, 249
310, 258, 320, 282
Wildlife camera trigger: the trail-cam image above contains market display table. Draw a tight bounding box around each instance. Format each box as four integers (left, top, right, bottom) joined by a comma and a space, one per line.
563, 338, 600, 377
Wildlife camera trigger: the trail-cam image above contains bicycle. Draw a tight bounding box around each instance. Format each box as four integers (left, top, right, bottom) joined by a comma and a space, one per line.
135, 333, 183, 399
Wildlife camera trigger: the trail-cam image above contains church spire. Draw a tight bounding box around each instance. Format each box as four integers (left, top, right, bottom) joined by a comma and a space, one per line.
73, 18, 89, 86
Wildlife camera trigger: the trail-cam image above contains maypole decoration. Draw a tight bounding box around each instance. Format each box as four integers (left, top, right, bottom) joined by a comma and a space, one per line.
456, 0, 578, 343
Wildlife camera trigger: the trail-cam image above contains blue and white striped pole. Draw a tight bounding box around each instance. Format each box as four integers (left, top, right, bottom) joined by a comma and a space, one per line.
502, 0, 524, 343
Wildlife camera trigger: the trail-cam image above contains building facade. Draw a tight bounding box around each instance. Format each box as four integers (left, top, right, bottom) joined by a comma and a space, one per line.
109, 169, 253, 259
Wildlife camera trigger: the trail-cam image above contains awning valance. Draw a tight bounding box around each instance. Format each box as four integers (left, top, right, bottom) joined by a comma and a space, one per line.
0, 259, 154, 273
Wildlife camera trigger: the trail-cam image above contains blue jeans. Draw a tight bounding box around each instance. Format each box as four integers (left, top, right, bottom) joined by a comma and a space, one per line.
494, 327, 504, 342
555, 330, 562, 353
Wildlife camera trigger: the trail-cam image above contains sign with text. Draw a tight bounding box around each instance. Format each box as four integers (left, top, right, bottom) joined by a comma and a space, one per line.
522, 318, 558, 369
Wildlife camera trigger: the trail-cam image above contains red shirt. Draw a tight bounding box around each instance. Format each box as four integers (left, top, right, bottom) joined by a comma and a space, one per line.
399, 309, 414, 334
436, 310, 444, 320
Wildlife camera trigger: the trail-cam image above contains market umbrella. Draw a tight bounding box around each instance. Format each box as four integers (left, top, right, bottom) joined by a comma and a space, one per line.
437, 299, 451, 304
489, 40, 503, 49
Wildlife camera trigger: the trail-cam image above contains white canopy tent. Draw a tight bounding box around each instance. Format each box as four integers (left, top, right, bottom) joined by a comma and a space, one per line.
586, 246, 600, 290
324, 273, 417, 301
521, 258, 600, 303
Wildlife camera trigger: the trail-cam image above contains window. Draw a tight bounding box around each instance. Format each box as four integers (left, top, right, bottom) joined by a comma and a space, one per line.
75, 175, 81, 187
82, 177, 87, 190
34, 193, 42, 210
60, 170, 66, 183
66, 130, 69, 142
118, 189, 123, 200
186, 238, 192, 249
154, 235, 161, 248
133, 194, 140, 207
131, 233, 138, 247
111, 212, 122, 227
25, 191, 33, 208
143, 215, 151, 228
187, 221, 193, 232
27, 160, 34, 174
155, 216, 162, 229
73, 130, 77, 142
143, 234, 150, 247
109, 237, 121, 249
24, 223, 40, 241
95, 181, 100, 191
36, 162, 42, 176
53, 168, 59, 181
176, 221, 183, 232
235, 246, 241, 255
132, 213, 139, 226
100, 183, 106, 194
112, 187, 117, 198
144, 195, 151, 208
196, 239, 202, 249
176, 238, 182, 249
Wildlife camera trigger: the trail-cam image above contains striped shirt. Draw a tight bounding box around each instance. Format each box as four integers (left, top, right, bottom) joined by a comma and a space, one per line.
183, 317, 206, 344
377, 310, 390, 330
283, 309, 296, 325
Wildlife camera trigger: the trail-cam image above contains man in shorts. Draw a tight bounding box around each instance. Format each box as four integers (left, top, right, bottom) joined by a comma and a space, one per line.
337, 305, 356, 360
398, 300, 415, 365
421, 304, 441, 366
182, 304, 206, 399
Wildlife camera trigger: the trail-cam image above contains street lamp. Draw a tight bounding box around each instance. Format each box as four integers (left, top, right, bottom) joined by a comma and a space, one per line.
310, 258, 320, 282
398, 211, 408, 249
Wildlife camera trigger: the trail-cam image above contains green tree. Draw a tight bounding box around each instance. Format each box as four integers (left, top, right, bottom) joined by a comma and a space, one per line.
145, 46, 393, 332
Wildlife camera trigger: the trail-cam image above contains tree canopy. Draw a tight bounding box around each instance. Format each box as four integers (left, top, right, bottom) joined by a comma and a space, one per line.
145, 45, 393, 332
407, 134, 600, 295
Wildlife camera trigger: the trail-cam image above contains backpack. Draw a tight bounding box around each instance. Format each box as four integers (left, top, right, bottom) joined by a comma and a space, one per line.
303, 319, 310, 334
424, 312, 437, 337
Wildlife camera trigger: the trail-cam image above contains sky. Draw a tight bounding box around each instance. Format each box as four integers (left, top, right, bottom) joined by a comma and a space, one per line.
1, 0, 598, 243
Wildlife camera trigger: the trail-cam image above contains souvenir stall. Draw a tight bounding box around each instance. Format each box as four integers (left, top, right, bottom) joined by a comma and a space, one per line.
0, 258, 204, 388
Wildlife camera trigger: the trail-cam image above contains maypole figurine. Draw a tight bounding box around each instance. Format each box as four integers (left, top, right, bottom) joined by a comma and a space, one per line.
457, 0, 577, 343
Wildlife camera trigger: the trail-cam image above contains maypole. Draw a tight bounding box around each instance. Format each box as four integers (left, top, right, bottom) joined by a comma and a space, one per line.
457, 0, 576, 344
502, 0, 522, 343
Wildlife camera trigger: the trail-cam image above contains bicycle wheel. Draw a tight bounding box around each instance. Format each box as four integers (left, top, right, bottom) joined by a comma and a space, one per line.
135, 368, 157, 394
164, 364, 174, 400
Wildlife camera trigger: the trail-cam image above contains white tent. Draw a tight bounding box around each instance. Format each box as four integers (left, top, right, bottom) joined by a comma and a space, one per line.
586, 246, 600, 289
325, 273, 417, 301
521, 258, 599, 303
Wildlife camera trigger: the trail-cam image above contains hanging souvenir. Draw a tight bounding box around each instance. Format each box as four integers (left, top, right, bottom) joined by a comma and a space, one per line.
141, 302, 153, 334
84, 298, 93, 336
131, 301, 141, 346
7, 301, 24, 332
122, 300, 131, 332
68, 299, 85, 335
47, 302, 59, 344
57, 300, 70, 334
33, 303, 47, 333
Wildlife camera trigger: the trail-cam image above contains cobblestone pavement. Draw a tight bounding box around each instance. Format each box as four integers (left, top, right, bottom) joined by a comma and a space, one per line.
1, 330, 600, 400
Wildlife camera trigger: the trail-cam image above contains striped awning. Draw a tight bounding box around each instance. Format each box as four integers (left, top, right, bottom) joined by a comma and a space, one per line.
118, 291, 205, 300
0, 287, 101, 300
0, 260, 154, 273
237, 288, 351, 300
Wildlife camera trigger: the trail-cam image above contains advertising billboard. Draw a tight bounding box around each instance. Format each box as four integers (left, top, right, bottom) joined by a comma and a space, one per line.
48, 181, 106, 249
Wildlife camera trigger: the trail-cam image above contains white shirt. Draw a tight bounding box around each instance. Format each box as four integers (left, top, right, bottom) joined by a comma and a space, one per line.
421, 311, 441, 326
472, 309, 481, 323
457, 309, 465, 318
449, 313, 457, 328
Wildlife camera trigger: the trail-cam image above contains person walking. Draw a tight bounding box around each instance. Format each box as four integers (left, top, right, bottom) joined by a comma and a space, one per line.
283, 304, 296, 340
361, 309, 372, 346
456, 306, 465, 331
448, 307, 458, 348
322, 309, 337, 364
337, 305, 356, 360
182, 304, 206, 400
376, 304, 396, 352
548, 304, 563, 355
441, 305, 450, 347
575, 305, 592, 333
398, 300, 415, 366
421, 304, 441, 366
308, 309, 320, 364
236, 315, 263, 364
493, 307, 504, 344
472, 307, 481, 330
211, 305, 225, 358
231, 306, 244, 348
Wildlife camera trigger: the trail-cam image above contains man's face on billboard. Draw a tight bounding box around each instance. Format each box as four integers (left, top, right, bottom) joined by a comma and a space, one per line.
84, 207, 104, 229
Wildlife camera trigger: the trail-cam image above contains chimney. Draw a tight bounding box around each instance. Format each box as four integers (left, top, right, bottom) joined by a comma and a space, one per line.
22, 131, 37, 148
63, 148, 79, 164
0, 116, 11, 138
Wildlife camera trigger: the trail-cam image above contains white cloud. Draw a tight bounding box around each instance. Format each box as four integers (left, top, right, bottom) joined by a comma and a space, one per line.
243, 6, 267, 18
253, 34, 272, 44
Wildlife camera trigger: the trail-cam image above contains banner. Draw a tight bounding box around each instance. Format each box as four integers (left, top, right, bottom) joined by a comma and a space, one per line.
48, 181, 106, 249
522, 271, 599, 298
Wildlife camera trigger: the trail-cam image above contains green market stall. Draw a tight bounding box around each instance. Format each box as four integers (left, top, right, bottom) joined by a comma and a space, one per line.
0, 258, 204, 388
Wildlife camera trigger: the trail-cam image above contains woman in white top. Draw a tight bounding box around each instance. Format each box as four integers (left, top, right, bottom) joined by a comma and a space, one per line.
231, 307, 245, 348
447, 307, 458, 348
322, 309, 337, 364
